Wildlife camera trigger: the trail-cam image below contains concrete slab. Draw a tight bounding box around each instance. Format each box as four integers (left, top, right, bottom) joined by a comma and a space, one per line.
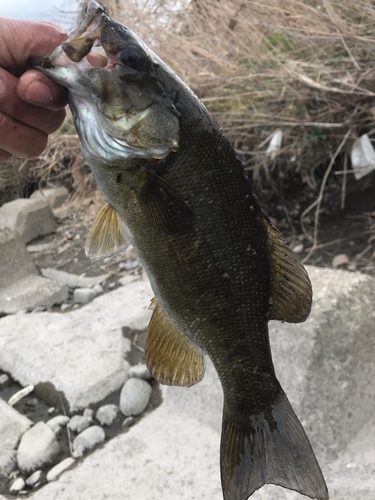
0, 275, 68, 314
0, 198, 56, 243
6, 266, 373, 500
0, 277, 153, 411
30, 187, 69, 209
0, 400, 32, 478
0, 228, 36, 288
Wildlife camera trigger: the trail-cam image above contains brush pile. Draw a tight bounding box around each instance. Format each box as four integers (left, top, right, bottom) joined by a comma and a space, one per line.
3, 0, 375, 202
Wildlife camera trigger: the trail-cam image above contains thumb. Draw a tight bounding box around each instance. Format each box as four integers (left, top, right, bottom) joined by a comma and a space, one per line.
0, 18, 68, 72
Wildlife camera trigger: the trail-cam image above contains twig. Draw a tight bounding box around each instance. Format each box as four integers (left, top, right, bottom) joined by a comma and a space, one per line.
340, 153, 348, 210
301, 128, 352, 263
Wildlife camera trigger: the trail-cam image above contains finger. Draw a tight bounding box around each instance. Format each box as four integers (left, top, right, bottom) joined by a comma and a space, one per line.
17, 69, 68, 111
0, 149, 12, 163
0, 68, 66, 133
0, 19, 67, 71
0, 111, 48, 159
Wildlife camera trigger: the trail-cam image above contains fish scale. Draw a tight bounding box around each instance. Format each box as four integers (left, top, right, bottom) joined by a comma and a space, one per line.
31, 2, 328, 499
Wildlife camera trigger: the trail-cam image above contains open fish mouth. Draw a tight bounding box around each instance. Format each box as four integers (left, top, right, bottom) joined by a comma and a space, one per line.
30, 0, 180, 163
31, 2, 114, 84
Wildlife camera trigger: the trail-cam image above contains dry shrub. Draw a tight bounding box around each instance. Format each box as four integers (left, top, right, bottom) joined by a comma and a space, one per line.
4, 0, 375, 204
115, 0, 375, 189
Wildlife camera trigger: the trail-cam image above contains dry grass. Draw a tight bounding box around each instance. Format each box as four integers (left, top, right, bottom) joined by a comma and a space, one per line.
3, 0, 375, 218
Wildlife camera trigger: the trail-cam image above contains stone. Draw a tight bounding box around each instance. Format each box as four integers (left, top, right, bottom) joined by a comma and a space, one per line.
0, 228, 36, 288
119, 378, 151, 417
0, 228, 67, 315
96, 405, 119, 426
73, 288, 96, 304
83, 408, 95, 420
0, 400, 32, 477
0, 198, 56, 243
60, 303, 70, 312
46, 416, 70, 436
46, 457, 75, 482
129, 363, 152, 381
17, 422, 60, 473
0, 374, 9, 387
9, 477, 25, 494
68, 415, 92, 434
72, 426, 105, 458
25, 470, 42, 487
93, 284, 104, 296
13, 266, 375, 500
0, 277, 152, 411
31, 187, 69, 209
41, 268, 109, 289
0, 274, 68, 315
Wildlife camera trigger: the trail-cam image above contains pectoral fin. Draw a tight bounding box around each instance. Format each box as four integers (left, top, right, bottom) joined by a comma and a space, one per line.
141, 165, 193, 234
146, 302, 205, 387
85, 203, 128, 262
266, 220, 312, 323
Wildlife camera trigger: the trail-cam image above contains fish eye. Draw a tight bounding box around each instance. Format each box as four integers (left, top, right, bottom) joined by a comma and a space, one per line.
119, 46, 145, 69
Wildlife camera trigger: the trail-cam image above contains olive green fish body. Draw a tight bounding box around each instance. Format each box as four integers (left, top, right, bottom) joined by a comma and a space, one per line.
31, 4, 328, 499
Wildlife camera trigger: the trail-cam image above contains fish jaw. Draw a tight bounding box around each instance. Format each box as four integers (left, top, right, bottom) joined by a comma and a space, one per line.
30, 0, 179, 164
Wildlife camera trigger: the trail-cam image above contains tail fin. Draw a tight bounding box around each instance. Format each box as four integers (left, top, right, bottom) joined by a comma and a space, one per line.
221, 391, 328, 500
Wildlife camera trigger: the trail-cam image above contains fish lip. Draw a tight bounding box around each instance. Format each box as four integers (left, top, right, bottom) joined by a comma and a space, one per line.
29, 0, 112, 73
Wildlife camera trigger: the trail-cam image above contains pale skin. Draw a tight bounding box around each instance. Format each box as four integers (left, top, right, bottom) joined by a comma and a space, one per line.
0, 18, 68, 163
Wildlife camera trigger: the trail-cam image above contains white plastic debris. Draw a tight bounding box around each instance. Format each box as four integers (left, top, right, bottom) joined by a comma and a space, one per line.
8, 385, 34, 406
266, 129, 283, 160
46, 457, 75, 482
350, 134, 375, 180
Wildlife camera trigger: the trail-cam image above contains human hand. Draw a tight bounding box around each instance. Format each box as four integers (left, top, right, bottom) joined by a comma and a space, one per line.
0, 18, 68, 162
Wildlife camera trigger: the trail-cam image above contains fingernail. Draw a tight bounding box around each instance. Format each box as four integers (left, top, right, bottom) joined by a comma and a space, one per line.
24, 81, 52, 103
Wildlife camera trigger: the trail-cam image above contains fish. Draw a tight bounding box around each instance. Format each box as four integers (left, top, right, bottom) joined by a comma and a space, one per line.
31, 2, 328, 499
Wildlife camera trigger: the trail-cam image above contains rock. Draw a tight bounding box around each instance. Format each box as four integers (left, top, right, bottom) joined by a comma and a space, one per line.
72, 426, 105, 458
96, 405, 119, 426
25, 470, 42, 487
68, 415, 92, 434
83, 408, 94, 420
0, 228, 36, 288
46, 457, 75, 482
332, 253, 350, 267
0, 228, 67, 315
129, 364, 152, 381
60, 303, 70, 312
121, 416, 135, 428
0, 373, 9, 387
17, 422, 60, 473
31, 187, 69, 209
73, 288, 96, 304
0, 277, 152, 411
120, 378, 151, 417
41, 268, 109, 289
46, 416, 70, 436
0, 274, 68, 315
9, 477, 25, 494
0, 198, 56, 243
14, 266, 375, 500
0, 400, 32, 476
292, 243, 303, 254
119, 259, 139, 271
93, 284, 104, 296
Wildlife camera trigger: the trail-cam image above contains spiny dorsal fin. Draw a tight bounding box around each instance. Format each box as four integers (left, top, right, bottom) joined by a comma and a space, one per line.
85, 203, 128, 262
146, 302, 205, 387
265, 220, 312, 323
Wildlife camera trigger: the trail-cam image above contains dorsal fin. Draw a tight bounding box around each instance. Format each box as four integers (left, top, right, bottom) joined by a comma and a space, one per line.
146, 302, 205, 387
265, 219, 312, 323
85, 203, 128, 262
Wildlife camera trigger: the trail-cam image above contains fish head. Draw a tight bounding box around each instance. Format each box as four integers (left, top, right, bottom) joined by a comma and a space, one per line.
30, 0, 180, 163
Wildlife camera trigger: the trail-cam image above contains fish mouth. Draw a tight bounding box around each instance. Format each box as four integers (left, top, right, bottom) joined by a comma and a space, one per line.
30, 1, 121, 85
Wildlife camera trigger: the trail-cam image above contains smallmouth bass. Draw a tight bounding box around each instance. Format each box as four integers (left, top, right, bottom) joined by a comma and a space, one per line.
31, 3, 328, 499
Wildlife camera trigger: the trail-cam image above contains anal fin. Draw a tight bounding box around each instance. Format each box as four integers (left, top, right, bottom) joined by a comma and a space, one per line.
146, 302, 205, 387
265, 219, 312, 323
